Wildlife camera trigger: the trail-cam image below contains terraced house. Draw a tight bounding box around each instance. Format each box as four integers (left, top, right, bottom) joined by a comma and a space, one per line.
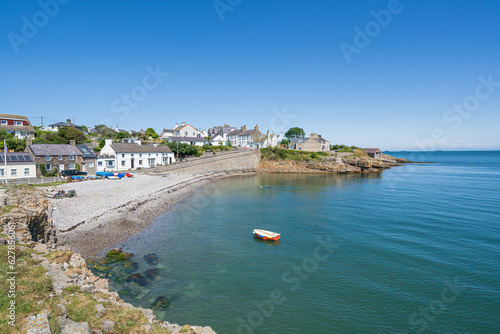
0, 113, 35, 139
25, 140, 84, 177
97, 139, 175, 172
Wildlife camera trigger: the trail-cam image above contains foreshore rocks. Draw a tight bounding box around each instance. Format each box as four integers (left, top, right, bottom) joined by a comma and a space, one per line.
1, 185, 216, 334
257, 154, 396, 174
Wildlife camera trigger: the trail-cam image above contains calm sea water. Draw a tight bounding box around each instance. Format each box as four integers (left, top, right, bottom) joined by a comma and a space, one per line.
102, 151, 500, 334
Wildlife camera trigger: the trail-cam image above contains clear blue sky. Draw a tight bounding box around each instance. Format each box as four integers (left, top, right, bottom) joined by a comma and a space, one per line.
1, 0, 499, 150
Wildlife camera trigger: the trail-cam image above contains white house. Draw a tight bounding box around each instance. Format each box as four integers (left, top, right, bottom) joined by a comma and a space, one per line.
0, 152, 37, 181
0, 114, 35, 139
173, 122, 204, 138
255, 131, 278, 149
227, 128, 241, 146
209, 134, 226, 146
97, 139, 175, 172
167, 137, 207, 147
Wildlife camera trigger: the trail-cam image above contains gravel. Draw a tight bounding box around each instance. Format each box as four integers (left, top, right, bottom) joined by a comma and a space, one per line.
49, 173, 227, 256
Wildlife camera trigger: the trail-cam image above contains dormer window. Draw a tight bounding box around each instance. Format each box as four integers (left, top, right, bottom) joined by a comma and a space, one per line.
14, 121, 23, 126
0, 120, 6, 125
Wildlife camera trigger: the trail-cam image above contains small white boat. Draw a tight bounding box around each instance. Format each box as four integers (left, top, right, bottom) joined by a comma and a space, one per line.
253, 229, 281, 241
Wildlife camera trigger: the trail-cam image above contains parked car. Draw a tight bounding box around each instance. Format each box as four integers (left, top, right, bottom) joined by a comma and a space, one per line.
60, 170, 88, 178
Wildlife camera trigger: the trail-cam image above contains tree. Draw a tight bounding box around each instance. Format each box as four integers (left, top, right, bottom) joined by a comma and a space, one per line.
117, 131, 130, 140
94, 124, 106, 136
285, 127, 305, 138
58, 127, 86, 144
145, 128, 158, 139
280, 139, 290, 148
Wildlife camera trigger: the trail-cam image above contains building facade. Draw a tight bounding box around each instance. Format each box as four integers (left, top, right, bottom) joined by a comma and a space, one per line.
0, 114, 35, 139
290, 133, 330, 152
0, 152, 36, 181
25, 140, 84, 177
97, 139, 175, 172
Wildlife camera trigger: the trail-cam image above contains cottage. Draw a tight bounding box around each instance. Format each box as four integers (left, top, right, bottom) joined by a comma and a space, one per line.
167, 137, 208, 147
363, 148, 382, 159
237, 125, 262, 148
45, 119, 83, 132
208, 124, 236, 139
25, 140, 84, 177
209, 134, 226, 146
290, 133, 330, 152
226, 128, 241, 146
0, 152, 36, 181
255, 130, 278, 149
76, 145, 97, 174
0, 114, 35, 139
97, 139, 175, 172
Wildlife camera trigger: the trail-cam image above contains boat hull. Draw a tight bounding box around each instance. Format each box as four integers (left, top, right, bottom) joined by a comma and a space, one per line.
253, 229, 281, 241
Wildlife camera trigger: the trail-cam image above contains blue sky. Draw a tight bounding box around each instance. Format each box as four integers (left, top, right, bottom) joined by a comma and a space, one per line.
1, 0, 499, 150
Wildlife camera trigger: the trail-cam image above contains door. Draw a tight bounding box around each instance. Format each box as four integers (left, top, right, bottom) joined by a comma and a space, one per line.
59, 164, 64, 171
131, 158, 135, 169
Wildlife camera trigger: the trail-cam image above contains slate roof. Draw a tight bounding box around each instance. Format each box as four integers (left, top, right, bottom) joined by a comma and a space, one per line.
28, 144, 83, 156
227, 129, 241, 136
363, 148, 381, 154
0, 152, 35, 163
49, 121, 82, 129
77, 145, 97, 158
110, 143, 172, 153
238, 129, 256, 136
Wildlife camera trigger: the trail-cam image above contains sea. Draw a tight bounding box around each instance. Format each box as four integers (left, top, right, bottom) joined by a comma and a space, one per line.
99, 151, 500, 334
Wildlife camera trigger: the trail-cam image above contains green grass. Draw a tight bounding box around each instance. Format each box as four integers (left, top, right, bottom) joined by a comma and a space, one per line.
33, 181, 66, 187
0, 205, 17, 217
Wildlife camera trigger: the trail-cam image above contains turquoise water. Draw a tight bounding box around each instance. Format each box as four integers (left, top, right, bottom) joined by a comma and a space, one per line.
103, 151, 500, 333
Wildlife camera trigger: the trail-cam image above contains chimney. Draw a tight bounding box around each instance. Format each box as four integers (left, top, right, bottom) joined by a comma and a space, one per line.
181, 122, 186, 126
136, 140, 142, 146
175, 123, 178, 128
241, 125, 247, 132
26, 138, 33, 146
70, 140, 76, 146
255, 124, 259, 130
310, 133, 315, 139
67, 119, 71, 124
105, 139, 113, 146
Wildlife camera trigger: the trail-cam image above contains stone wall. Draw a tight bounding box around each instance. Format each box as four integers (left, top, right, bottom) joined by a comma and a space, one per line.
151, 150, 261, 174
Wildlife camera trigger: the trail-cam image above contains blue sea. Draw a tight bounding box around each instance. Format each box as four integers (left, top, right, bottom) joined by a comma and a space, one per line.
101, 151, 500, 333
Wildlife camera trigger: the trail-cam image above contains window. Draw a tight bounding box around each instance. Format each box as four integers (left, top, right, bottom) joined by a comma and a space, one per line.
121, 161, 126, 166
0, 120, 6, 125
46, 164, 51, 170
69, 163, 75, 169
122, 154, 125, 158
14, 121, 23, 126
11, 169, 17, 176
24, 168, 30, 176
0, 169, 4, 176
138, 160, 143, 165
148, 158, 155, 165
89, 162, 94, 168
139, 154, 142, 157
46, 155, 51, 162
131, 154, 134, 157
106, 160, 114, 166
58, 155, 62, 160
69, 155, 75, 160
185, 131, 188, 136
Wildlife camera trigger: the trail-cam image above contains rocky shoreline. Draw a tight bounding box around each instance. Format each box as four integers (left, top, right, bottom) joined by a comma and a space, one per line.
0, 184, 217, 333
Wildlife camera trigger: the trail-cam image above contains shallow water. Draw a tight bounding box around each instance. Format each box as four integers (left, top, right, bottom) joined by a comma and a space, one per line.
98, 151, 500, 333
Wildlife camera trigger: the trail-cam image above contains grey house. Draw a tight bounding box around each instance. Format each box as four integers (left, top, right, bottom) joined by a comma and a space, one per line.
77, 145, 97, 174
25, 140, 84, 177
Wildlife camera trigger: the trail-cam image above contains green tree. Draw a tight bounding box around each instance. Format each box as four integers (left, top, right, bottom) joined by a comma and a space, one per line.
57, 127, 86, 144
280, 139, 290, 148
285, 127, 305, 138
145, 128, 158, 139
117, 131, 130, 140
94, 124, 107, 136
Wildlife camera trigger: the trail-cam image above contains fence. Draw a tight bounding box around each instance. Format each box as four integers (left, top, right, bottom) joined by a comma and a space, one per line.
1, 177, 60, 186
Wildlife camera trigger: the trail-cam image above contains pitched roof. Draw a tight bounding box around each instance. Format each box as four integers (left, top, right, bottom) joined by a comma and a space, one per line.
49, 121, 81, 128
28, 144, 83, 156
110, 143, 172, 153
0, 152, 34, 163
227, 129, 241, 136
0, 113, 30, 120
77, 145, 97, 158
363, 148, 381, 154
